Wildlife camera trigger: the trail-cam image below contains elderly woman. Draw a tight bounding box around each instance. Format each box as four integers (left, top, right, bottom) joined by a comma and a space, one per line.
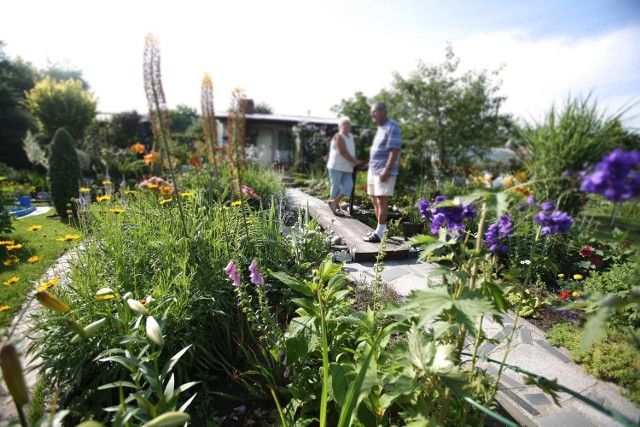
327, 117, 361, 216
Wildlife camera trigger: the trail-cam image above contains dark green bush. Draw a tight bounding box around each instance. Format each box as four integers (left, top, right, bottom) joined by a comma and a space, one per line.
48, 128, 81, 217
580, 255, 640, 328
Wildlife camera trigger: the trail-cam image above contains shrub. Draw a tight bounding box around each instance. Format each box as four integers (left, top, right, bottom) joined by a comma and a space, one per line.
48, 128, 81, 217
580, 255, 640, 328
548, 323, 640, 406
515, 96, 627, 215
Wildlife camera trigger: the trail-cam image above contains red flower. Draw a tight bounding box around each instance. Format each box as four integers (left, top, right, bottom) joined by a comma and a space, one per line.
579, 246, 594, 257
558, 291, 571, 301
590, 256, 603, 267
622, 240, 631, 247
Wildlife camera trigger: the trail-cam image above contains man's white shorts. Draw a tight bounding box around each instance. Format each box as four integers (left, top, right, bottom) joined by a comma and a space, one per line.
367, 172, 397, 196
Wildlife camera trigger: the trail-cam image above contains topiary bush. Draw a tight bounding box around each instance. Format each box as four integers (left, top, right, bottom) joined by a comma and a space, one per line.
48, 128, 81, 217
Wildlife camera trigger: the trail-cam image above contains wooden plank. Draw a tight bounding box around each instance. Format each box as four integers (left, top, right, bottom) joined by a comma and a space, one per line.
287, 188, 409, 262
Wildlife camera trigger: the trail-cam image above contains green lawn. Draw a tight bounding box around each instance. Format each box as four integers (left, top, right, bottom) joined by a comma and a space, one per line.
0, 209, 82, 330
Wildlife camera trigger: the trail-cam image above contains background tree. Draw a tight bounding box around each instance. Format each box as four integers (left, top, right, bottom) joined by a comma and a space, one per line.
0, 42, 36, 169
40, 62, 90, 90
387, 46, 510, 176
23, 75, 97, 141
254, 102, 273, 114
48, 128, 81, 218
169, 104, 198, 134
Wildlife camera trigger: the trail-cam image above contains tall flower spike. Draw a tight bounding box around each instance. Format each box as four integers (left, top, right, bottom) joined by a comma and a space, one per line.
248, 259, 264, 286
224, 261, 241, 286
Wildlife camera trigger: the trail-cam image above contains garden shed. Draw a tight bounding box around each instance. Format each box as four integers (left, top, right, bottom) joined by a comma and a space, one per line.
215, 100, 339, 169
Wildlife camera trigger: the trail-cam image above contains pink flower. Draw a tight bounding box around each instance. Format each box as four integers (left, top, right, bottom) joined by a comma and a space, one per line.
590, 256, 603, 267
248, 259, 264, 286
224, 261, 241, 286
579, 246, 594, 257
242, 185, 261, 201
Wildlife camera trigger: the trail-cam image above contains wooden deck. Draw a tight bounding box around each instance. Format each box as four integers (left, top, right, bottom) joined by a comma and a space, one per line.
287, 188, 409, 262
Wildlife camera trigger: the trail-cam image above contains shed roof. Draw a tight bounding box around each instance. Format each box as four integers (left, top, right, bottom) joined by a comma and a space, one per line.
215, 112, 339, 126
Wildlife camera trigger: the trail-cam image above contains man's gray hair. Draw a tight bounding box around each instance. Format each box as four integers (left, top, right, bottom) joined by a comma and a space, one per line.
371, 101, 387, 112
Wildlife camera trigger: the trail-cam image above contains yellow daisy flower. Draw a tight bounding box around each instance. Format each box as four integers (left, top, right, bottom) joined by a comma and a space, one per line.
573, 274, 584, 281
245, 220, 253, 225
27, 225, 43, 231
146, 183, 159, 190
37, 278, 60, 292
558, 273, 565, 279
0, 305, 10, 312
79, 187, 91, 193
96, 294, 115, 301
3, 277, 19, 286
6, 244, 23, 251
27, 256, 43, 263
0, 241, 15, 246
3, 255, 19, 266
160, 186, 173, 196
180, 192, 191, 198
159, 198, 172, 205
96, 195, 111, 202
572, 291, 581, 298
102, 180, 112, 186
109, 208, 125, 214
231, 200, 242, 207
57, 234, 81, 242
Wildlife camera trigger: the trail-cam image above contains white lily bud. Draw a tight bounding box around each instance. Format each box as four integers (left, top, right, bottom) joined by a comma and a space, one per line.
127, 298, 148, 314
146, 316, 164, 347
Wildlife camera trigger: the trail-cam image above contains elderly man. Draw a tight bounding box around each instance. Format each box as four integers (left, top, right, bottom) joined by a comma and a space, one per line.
364, 101, 402, 243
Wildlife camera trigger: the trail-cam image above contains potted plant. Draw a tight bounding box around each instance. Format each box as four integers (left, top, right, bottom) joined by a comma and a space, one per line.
400, 204, 425, 239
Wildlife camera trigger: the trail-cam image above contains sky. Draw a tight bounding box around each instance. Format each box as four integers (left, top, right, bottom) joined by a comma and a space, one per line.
2, 0, 640, 129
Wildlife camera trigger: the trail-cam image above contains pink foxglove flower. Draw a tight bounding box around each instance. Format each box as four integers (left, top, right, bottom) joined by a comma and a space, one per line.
224, 261, 241, 286
248, 259, 264, 286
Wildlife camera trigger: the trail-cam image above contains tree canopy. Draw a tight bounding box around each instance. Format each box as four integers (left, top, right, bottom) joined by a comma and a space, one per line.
0, 42, 36, 169
387, 46, 511, 174
23, 75, 97, 141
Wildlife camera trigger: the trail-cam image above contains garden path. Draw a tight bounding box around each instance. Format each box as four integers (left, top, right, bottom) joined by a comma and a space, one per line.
0, 246, 79, 424
287, 188, 640, 427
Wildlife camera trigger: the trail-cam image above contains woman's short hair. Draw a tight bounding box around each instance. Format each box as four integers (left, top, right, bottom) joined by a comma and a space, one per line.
338, 117, 351, 126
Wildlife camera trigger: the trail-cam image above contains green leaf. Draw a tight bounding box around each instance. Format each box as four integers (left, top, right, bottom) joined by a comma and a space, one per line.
161, 344, 192, 378
451, 289, 498, 337
164, 373, 175, 398
270, 271, 313, 297
292, 298, 319, 317
386, 285, 453, 324
580, 307, 612, 351
329, 362, 353, 408
97, 381, 137, 390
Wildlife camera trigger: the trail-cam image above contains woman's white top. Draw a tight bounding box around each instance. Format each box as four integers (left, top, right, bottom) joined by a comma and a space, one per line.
326, 133, 356, 173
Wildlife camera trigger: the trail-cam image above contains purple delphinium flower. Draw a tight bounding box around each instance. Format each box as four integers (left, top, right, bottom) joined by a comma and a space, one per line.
526, 196, 536, 205
539, 201, 555, 212
424, 196, 477, 236
484, 215, 514, 254
534, 210, 573, 235
224, 261, 241, 286
580, 148, 640, 203
418, 198, 431, 220
517, 204, 527, 212
248, 259, 264, 286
